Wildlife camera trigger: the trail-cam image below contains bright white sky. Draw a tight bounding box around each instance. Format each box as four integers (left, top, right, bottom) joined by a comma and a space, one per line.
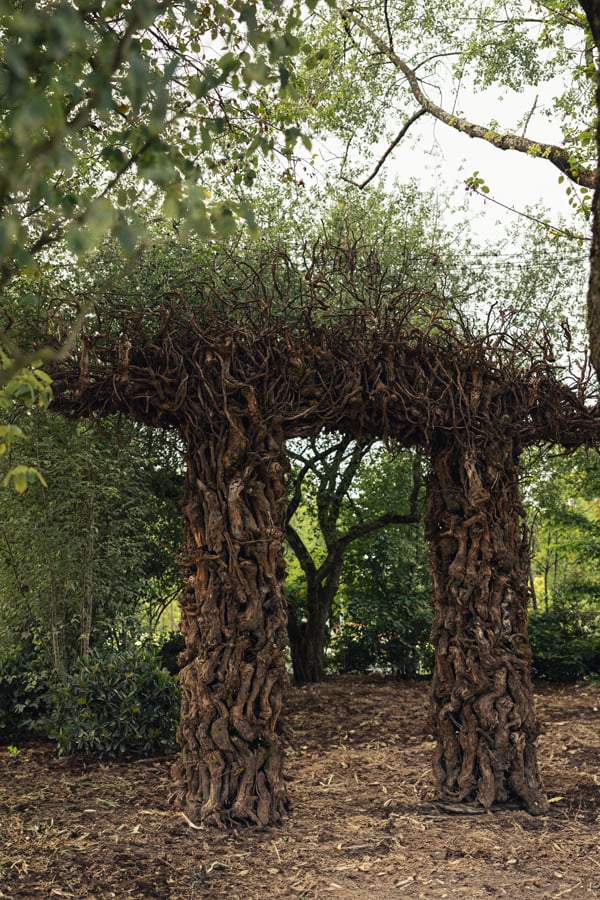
310, 76, 587, 246
414, 83, 582, 237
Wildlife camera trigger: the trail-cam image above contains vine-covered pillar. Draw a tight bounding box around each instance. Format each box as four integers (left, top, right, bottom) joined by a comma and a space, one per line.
425, 432, 549, 815
170, 414, 289, 827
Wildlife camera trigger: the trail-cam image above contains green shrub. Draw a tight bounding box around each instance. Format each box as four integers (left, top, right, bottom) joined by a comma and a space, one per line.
155, 630, 185, 675
529, 602, 600, 682
329, 623, 381, 674
0, 649, 51, 735
48, 645, 180, 757
328, 621, 433, 675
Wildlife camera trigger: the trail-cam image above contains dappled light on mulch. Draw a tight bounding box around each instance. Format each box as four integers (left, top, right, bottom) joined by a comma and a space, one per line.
2, 677, 600, 898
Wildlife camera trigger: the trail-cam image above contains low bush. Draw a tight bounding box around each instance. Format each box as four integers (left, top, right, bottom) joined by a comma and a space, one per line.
48, 645, 180, 757
328, 621, 433, 675
0, 649, 51, 735
529, 601, 600, 682
155, 630, 185, 675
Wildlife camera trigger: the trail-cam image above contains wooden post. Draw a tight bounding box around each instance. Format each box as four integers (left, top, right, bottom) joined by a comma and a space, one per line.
170, 414, 289, 827
426, 433, 548, 814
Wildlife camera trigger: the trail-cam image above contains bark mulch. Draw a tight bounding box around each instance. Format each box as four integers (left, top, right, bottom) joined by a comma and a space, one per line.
1, 676, 600, 899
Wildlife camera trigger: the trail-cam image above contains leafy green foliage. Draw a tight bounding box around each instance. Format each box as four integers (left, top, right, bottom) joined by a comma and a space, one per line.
48, 645, 180, 757
291, 1, 595, 192
328, 619, 433, 676
524, 448, 600, 680
0, 0, 311, 280
155, 629, 185, 675
0, 413, 182, 678
331, 450, 432, 675
526, 448, 600, 611
529, 600, 600, 681
0, 647, 51, 735
284, 433, 431, 678
0, 343, 53, 489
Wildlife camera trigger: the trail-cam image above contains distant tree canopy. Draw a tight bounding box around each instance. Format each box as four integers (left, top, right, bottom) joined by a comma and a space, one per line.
293, 2, 595, 196
283, 1, 600, 374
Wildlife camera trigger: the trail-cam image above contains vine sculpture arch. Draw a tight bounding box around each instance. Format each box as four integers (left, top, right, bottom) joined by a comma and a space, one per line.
50, 242, 600, 827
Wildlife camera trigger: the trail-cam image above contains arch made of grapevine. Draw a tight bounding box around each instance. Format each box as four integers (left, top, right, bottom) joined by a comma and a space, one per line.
51, 242, 600, 826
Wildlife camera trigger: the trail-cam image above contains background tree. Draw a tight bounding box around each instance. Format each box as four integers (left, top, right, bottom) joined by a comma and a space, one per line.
284, 1, 600, 361
579, 0, 600, 374
333, 447, 431, 675
0, 412, 182, 680
292, 2, 595, 192
285, 435, 422, 682
523, 446, 600, 679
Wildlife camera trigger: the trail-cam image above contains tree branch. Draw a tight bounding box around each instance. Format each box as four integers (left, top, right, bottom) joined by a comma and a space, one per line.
317, 437, 367, 538
286, 436, 349, 519
285, 521, 318, 581
341, 8, 596, 189
336, 511, 420, 554
342, 109, 427, 188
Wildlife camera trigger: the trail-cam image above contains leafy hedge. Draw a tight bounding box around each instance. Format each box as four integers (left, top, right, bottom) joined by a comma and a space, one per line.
0, 649, 50, 735
328, 620, 433, 675
529, 602, 600, 682
48, 645, 180, 757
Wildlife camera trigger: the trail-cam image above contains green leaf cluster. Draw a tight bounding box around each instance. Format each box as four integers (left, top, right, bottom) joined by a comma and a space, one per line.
0, 0, 312, 278
1, 345, 53, 490
47, 644, 180, 757
0, 413, 182, 678
0, 646, 51, 734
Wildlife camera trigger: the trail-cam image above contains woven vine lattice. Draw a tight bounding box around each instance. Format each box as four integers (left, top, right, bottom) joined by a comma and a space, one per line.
50, 244, 600, 825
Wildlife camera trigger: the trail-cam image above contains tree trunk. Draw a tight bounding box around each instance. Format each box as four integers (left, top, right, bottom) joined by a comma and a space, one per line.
287, 583, 329, 684
169, 421, 290, 827
287, 557, 344, 684
584, 0, 600, 375
287, 614, 323, 684
425, 435, 549, 815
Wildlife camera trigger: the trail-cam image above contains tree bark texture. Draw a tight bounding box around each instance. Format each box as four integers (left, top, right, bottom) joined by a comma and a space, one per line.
586, 80, 600, 376
170, 420, 289, 827
580, 0, 600, 373
426, 435, 549, 815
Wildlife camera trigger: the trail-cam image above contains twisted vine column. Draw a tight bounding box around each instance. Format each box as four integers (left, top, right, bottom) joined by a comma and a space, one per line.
170, 413, 289, 827
426, 432, 548, 815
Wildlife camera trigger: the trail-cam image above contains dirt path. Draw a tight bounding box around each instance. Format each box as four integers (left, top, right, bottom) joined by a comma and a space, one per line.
2, 676, 600, 899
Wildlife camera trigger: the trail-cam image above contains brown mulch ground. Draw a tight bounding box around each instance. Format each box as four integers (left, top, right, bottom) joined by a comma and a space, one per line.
2, 676, 600, 899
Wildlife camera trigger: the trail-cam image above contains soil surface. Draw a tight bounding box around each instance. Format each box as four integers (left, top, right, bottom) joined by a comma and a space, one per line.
2, 676, 600, 899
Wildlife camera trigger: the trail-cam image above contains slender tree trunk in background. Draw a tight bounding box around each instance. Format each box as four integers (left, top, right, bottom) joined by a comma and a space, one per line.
287, 561, 343, 684
287, 599, 326, 684
528, 564, 537, 612
426, 435, 549, 815
580, 1, 600, 374
80, 484, 95, 659
170, 422, 289, 827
